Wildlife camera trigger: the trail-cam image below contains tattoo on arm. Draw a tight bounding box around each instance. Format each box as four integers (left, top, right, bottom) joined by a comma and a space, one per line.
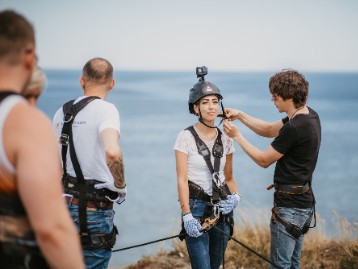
108, 153, 125, 187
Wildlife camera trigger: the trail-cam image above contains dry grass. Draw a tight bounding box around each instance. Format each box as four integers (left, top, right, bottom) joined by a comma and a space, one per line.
115, 210, 358, 269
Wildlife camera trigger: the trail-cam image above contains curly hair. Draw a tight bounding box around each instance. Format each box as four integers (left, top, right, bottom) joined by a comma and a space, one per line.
269, 69, 309, 108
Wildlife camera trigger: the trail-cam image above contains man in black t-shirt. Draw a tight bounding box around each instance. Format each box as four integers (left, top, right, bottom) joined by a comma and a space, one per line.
223, 69, 321, 269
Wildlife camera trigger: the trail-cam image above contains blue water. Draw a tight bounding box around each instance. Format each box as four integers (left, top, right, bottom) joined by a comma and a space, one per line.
37, 70, 358, 267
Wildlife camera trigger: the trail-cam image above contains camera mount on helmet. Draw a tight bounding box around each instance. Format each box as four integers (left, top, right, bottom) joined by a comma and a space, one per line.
196, 66, 208, 80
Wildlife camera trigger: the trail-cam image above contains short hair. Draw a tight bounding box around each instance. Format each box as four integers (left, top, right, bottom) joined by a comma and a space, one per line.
269, 69, 309, 108
82, 57, 113, 85
0, 10, 35, 64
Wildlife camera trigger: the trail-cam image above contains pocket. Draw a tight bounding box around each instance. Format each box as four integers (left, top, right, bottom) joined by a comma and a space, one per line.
189, 199, 206, 219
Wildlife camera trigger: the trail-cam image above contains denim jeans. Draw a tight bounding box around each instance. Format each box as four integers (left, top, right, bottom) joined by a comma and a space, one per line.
270, 207, 313, 269
185, 199, 232, 269
69, 205, 115, 269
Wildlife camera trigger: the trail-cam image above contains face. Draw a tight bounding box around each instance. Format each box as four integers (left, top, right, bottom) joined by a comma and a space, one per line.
271, 93, 291, 113
194, 95, 219, 120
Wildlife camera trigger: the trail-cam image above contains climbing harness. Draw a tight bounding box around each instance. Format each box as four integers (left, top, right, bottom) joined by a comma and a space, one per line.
186, 125, 229, 203
268, 182, 316, 239
60, 96, 118, 249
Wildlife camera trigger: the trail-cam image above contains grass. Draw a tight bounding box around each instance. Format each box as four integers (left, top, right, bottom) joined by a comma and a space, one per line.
113, 209, 358, 269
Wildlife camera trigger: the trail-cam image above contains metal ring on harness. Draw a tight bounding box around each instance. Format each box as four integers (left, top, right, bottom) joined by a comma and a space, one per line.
63, 114, 73, 123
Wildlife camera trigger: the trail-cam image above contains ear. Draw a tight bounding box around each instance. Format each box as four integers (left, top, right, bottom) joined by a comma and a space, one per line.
24, 48, 36, 73
80, 76, 85, 89
108, 79, 115, 91
193, 103, 200, 116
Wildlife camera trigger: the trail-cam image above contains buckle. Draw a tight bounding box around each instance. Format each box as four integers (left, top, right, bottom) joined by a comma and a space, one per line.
63, 193, 73, 205
63, 114, 73, 123
60, 134, 69, 145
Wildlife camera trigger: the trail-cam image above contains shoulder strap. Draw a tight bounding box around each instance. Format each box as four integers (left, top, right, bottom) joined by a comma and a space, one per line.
0, 91, 18, 103
186, 126, 224, 202
60, 96, 100, 181
60, 96, 99, 237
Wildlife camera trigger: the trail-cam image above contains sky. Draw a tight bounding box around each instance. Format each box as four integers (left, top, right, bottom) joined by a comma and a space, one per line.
1, 0, 358, 72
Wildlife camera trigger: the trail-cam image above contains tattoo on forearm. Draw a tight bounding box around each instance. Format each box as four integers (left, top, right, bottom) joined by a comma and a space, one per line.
108, 154, 125, 187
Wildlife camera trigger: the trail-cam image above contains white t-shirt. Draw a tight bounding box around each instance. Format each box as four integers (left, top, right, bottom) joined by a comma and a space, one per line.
0, 95, 26, 174
53, 96, 120, 184
174, 126, 235, 195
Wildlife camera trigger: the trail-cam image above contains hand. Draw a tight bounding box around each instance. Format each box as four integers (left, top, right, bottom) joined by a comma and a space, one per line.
223, 120, 240, 138
182, 213, 203, 238
94, 182, 127, 204
224, 108, 241, 121
218, 193, 241, 215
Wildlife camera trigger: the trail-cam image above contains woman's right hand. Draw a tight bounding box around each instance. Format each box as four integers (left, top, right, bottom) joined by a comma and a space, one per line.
183, 213, 203, 238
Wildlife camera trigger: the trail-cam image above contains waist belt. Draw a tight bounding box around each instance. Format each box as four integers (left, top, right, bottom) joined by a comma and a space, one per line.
267, 182, 310, 194
63, 175, 119, 203
188, 181, 211, 202
65, 196, 113, 210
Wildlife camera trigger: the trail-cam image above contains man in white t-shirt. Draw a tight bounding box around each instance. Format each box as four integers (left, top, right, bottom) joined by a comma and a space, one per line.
53, 57, 126, 269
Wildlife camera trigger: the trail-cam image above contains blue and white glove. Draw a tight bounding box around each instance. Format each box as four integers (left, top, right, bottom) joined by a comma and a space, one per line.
183, 213, 203, 238
218, 193, 241, 215
94, 182, 127, 205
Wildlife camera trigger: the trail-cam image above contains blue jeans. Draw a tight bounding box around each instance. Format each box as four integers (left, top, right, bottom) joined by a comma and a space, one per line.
270, 207, 313, 269
185, 199, 233, 269
69, 205, 115, 269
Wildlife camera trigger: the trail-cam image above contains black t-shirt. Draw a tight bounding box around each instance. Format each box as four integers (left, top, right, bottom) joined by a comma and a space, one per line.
271, 107, 321, 208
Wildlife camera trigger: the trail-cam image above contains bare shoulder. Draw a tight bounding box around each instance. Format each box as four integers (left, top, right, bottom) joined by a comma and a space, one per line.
4, 102, 58, 163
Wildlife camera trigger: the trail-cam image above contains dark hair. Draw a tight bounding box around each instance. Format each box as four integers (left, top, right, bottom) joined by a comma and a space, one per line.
82, 57, 113, 84
269, 69, 309, 108
0, 10, 35, 63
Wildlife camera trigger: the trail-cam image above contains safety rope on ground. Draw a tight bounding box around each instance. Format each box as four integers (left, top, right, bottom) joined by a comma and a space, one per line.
112, 228, 282, 269
212, 225, 282, 269
112, 233, 185, 252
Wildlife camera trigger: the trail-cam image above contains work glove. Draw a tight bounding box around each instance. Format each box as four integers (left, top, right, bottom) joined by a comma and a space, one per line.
182, 213, 203, 238
218, 193, 241, 215
94, 182, 127, 205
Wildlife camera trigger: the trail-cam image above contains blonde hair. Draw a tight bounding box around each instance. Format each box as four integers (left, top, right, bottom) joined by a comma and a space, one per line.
26, 66, 47, 91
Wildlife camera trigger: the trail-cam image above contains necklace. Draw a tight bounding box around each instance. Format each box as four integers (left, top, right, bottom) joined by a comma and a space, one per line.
290, 106, 305, 121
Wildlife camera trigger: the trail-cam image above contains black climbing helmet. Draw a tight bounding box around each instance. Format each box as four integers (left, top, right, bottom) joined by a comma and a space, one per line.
188, 66, 223, 114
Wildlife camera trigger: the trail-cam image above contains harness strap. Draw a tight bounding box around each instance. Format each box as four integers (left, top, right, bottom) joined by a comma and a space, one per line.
271, 207, 311, 239
266, 182, 310, 194
186, 126, 227, 202
81, 225, 118, 250
60, 96, 100, 237
0, 91, 18, 102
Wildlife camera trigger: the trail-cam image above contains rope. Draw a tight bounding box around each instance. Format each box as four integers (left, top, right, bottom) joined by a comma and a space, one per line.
112, 233, 185, 253
212, 225, 282, 269
112, 227, 282, 269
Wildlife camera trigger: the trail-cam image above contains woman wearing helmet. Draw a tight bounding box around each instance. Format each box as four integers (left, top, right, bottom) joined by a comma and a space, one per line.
174, 67, 241, 269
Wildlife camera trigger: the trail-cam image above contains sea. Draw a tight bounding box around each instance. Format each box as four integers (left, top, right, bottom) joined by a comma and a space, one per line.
37, 70, 358, 267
